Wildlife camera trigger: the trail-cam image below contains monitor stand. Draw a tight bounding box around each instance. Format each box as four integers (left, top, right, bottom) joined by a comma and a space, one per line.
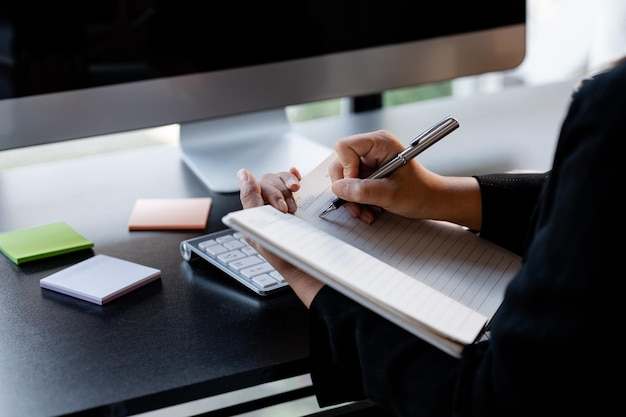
179, 108, 333, 193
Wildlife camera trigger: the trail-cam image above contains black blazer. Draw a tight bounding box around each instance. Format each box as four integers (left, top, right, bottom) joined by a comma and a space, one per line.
307, 61, 626, 416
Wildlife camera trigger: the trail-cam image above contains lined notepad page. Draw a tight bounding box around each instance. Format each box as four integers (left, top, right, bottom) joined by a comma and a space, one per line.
224, 205, 489, 346
293, 153, 521, 320
223, 153, 522, 353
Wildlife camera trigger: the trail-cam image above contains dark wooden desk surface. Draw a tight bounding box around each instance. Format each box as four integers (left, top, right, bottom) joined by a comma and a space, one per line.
0, 145, 309, 416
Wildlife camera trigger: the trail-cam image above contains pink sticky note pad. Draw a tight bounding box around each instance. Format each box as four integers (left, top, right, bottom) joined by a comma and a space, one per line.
128, 198, 212, 231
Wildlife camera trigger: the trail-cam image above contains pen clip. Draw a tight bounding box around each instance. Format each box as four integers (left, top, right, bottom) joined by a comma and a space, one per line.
409, 135, 423, 147
408, 116, 455, 146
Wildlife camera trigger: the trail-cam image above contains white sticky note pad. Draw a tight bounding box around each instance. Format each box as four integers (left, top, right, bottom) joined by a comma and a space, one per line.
40, 254, 161, 305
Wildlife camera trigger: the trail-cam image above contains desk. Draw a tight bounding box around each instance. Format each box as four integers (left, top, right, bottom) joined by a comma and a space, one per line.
0, 79, 574, 416
0, 145, 312, 416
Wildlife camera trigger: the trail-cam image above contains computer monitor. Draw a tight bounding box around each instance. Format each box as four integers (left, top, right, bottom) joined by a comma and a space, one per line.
0, 1, 526, 192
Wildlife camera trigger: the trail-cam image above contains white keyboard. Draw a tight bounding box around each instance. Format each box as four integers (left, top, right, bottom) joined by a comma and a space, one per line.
180, 229, 289, 296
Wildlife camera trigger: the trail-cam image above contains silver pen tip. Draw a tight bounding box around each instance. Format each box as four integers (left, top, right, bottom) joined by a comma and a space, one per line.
319, 205, 335, 218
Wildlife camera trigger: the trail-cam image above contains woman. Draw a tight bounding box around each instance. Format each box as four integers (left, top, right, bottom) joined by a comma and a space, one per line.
236, 58, 626, 416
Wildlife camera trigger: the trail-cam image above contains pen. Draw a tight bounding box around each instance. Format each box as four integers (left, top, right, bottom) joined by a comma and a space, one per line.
319, 116, 459, 218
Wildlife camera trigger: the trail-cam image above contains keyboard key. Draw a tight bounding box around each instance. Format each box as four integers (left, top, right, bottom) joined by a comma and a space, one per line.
180, 229, 290, 296
217, 250, 247, 263
241, 262, 275, 279
229, 256, 264, 270
252, 274, 279, 288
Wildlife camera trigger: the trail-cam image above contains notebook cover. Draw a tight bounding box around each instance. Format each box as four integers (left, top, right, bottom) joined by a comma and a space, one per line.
128, 198, 212, 230
0, 222, 94, 265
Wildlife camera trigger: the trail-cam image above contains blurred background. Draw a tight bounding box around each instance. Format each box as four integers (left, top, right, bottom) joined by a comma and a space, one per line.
2, 0, 626, 168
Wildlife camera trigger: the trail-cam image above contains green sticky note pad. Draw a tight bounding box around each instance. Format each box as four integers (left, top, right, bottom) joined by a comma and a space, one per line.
0, 222, 94, 265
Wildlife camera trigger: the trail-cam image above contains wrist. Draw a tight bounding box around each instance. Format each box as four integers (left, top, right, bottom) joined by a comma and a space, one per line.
434, 176, 482, 230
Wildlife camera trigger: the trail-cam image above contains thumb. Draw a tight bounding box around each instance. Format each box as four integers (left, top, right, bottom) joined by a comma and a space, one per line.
237, 169, 265, 209
331, 178, 392, 207
331, 178, 378, 206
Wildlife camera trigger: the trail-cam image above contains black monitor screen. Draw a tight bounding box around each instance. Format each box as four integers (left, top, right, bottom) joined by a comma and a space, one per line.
3, 1, 524, 99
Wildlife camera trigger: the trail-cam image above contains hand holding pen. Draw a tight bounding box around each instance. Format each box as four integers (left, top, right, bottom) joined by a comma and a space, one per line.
319, 116, 460, 217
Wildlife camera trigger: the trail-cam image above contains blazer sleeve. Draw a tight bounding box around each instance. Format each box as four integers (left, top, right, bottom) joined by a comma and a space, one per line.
473, 172, 548, 255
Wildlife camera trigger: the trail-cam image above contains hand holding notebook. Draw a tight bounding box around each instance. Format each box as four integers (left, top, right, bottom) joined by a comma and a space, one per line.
224, 150, 521, 358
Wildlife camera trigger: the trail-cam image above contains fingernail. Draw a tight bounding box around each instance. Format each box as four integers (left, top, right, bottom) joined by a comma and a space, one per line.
361, 211, 374, 225
346, 205, 359, 218
237, 169, 247, 181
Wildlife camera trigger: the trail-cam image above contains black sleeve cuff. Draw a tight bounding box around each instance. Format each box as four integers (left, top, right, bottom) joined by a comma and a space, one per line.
473, 172, 548, 255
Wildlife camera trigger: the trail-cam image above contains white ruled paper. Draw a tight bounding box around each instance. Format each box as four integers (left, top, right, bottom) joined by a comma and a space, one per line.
223, 154, 521, 356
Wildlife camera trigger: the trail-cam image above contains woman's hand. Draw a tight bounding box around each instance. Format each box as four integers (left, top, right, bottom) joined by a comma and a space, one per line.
328, 129, 483, 230
237, 168, 324, 308
235, 127, 484, 306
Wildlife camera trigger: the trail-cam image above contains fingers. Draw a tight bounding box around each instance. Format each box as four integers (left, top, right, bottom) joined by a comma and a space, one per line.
341, 201, 377, 225
331, 176, 391, 224
326, 130, 406, 224
330, 130, 404, 182
237, 169, 265, 209
258, 167, 301, 213
237, 168, 302, 214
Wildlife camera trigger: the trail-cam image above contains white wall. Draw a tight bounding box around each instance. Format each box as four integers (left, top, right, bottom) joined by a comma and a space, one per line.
518, 0, 626, 84
454, 0, 626, 95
